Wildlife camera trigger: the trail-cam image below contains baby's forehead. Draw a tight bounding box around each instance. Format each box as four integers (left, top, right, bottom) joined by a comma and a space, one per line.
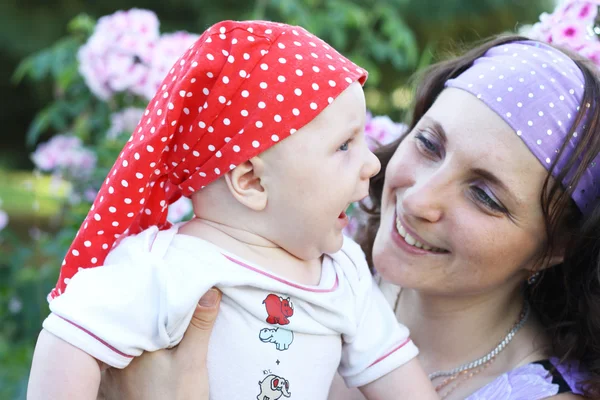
257, 81, 365, 145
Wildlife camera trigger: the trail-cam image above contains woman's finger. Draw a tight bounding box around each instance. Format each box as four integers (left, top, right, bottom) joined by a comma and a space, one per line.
175, 289, 221, 358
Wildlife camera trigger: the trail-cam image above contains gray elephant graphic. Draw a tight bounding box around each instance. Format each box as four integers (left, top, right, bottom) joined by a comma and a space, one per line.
257, 374, 291, 400
259, 327, 294, 351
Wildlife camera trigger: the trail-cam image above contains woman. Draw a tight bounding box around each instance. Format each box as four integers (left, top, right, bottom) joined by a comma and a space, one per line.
103, 35, 600, 399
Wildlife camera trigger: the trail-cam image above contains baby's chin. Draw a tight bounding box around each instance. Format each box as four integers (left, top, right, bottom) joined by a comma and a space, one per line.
321, 233, 345, 255
292, 236, 344, 259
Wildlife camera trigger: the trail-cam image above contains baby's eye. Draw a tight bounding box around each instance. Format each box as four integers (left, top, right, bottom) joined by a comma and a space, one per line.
338, 140, 351, 151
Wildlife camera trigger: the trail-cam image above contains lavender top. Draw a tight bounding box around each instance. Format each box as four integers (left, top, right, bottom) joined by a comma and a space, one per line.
466, 357, 588, 399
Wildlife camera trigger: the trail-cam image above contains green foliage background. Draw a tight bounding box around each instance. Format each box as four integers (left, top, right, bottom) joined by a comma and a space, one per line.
0, 0, 551, 398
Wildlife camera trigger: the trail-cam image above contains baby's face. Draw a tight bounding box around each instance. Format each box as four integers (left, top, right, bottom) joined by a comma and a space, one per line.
258, 82, 381, 259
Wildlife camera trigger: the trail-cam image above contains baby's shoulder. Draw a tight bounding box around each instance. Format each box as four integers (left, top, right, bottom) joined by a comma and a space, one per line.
104, 225, 177, 265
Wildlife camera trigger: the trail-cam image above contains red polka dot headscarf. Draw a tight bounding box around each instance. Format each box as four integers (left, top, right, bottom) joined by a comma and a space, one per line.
49, 20, 368, 300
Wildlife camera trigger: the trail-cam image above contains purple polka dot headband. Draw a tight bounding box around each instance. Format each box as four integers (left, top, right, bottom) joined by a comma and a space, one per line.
445, 40, 599, 215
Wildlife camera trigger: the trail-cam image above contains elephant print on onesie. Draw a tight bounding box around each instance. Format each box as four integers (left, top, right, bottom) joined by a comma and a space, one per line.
257, 374, 291, 400
262, 293, 294, 325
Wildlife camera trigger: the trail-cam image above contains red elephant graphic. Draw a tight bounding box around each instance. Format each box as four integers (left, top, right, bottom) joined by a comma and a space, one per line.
263, 294, 294, 325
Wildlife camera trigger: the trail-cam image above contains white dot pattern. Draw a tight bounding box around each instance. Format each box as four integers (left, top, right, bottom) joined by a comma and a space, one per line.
50, 19, 368, 300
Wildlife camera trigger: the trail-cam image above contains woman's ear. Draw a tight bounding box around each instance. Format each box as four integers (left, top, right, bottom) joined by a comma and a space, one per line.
223, 156, 268, 211
546, 254, 564, 269
526, 250, 564, 279
544, 232, 568, 270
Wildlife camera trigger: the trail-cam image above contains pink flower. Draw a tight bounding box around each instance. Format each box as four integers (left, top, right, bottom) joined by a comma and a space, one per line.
0, 209, 8, 232
167, 196, 193, 223
8, 297, 22, 314
106, 107, 145, 139
31, 135, 79, 170
78, 9, 160, 100
559, 1, 598, 23
29, 227, 42, 241
524, 21, 553, 43
84, 188, 99, 202
31, 134, 97, 180
364, 112, 407, 150
142, 31, 200, 100
579, 41, 600, 65
551, 21, 589, 48
527, 1, 600, 67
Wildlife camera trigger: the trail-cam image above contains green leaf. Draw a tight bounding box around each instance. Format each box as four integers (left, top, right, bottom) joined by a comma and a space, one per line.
416, 40, 437, 71
71, 113, 91, 141
11, 48, 53, 83
379, 8, 418, 69
67, 13, 96, 36
348, 52, 381, 86
50, 37, 80, 83
25, 108, 52, 146
47, 101, 70, 133
11, 56, 35, 84
56, 63, 80, 92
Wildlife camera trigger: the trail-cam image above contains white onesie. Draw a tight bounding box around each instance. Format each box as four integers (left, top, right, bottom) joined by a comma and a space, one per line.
44, 226, 418, 399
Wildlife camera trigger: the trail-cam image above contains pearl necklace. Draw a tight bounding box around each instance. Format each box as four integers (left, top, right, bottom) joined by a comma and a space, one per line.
428, 301, 530, 381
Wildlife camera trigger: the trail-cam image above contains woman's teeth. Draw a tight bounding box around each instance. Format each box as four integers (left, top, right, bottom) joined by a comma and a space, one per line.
395, 218, 444, 252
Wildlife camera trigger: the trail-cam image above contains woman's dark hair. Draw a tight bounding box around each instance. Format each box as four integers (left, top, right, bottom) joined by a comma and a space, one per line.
357, 35, 600, 397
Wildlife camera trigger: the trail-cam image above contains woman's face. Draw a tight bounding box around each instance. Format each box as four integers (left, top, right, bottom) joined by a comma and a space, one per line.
373, 88, 552, 296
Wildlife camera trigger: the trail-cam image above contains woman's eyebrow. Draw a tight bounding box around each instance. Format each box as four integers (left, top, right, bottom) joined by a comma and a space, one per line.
421, 116, 448, 144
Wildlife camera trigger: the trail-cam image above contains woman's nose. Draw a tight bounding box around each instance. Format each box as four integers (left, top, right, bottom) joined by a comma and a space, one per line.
401, 173, 447, 223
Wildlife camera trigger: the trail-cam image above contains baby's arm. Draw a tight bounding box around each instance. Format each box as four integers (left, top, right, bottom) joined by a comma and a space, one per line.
339, 277, 438, 398
28, 329, 102, 400
338, 238, 438, 398
28, 228, 223, 399
359, 358, 438, 400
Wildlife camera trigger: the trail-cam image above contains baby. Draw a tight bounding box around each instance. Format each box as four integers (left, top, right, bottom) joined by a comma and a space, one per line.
28, 20, 436, 399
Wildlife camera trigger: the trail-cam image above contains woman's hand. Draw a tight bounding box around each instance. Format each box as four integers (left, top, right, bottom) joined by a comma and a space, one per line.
99, 289, 221, 400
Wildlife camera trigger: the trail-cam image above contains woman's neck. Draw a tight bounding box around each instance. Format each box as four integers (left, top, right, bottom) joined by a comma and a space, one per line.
396, 285, 528, 375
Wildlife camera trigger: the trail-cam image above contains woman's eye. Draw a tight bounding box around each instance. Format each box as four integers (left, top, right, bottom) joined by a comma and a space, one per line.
471, 186, 505, 213
415, 133, 439, 155
338, 140, 350, 151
